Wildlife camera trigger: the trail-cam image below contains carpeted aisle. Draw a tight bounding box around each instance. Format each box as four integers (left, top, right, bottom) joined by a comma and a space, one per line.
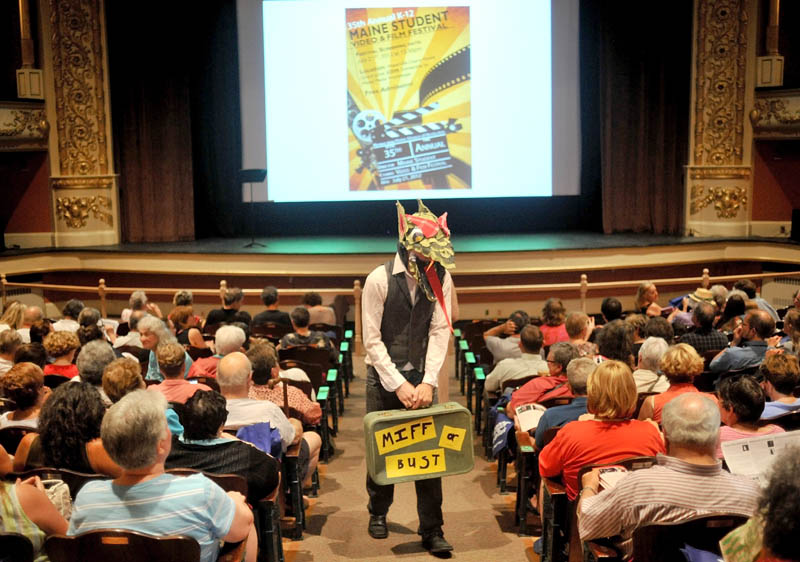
282, 352, 541, 561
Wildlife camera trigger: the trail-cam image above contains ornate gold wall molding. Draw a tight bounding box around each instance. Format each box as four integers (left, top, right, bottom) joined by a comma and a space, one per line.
688, 167, 750, 180
690, 185, 747, 217
55, 195, 112, 228
50, 175, 115, 190
693, 0, 750, 166
0, 103, 49, 151
49, 0, 109, 176
750, 90, 800, 139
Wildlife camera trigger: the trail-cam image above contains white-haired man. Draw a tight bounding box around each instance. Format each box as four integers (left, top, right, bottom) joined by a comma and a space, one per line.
187, 324, 246, 379
632, 337, 670, 393
68, 390, 256, 562
218, 352, 321, 485
578, 393, 760, 558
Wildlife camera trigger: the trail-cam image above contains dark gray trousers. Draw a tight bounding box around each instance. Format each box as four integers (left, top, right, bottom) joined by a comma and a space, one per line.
365, 366, 444, 537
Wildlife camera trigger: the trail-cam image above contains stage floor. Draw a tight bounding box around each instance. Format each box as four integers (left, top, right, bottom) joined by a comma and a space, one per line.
2, 231, 797, 257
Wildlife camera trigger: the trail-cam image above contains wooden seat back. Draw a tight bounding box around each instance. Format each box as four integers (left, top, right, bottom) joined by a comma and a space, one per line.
45, 530, 201, 562
631, 514, 748, 562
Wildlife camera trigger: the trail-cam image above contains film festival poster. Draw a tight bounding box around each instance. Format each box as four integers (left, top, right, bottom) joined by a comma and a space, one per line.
346, 7, 471, 191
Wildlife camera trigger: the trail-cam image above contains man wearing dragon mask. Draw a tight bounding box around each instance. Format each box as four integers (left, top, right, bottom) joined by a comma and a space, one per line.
362, 200, 455, 554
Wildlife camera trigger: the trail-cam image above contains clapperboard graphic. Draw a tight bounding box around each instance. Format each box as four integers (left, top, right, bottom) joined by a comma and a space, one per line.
374, 103, 461, 187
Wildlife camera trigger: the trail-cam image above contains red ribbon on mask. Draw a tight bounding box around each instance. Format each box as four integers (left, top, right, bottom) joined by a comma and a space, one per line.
424, 260, 453, 333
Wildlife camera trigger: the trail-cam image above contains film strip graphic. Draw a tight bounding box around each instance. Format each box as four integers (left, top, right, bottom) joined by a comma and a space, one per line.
419, 45, 471, 106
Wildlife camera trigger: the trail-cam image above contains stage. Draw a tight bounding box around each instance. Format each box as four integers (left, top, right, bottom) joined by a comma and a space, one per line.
1, 232, 799, 320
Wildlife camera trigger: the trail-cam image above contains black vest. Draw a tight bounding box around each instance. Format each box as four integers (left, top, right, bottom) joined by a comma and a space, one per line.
379, 260, 443, 373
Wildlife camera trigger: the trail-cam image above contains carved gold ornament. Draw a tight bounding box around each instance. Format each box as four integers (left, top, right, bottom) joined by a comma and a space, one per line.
0, 109, 47, 138
690, 185, 747, 218
49, 0, 109, 176
693, 0, 749, 166
751, 98, 800, 126
56, 196, 112, 228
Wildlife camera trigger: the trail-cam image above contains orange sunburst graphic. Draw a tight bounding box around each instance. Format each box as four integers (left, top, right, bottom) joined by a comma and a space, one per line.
346, 7, 471, 191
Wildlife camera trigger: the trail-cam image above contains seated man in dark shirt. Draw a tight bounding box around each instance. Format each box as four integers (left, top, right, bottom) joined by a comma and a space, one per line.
252, 286, 291, 327
678, 301, 729, 354
165, 389, 280, 505
205, 287, 252, 327
279, 307, 337, 364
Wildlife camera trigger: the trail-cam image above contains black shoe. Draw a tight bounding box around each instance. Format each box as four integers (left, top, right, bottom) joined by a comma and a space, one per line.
368, 514, 388, 539
422, 534, 453, 555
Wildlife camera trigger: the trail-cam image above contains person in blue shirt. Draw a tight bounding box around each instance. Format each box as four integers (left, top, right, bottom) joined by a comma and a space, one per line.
760, 353, 800, 419
710, 310, 774, 374
533, 356, 594, 450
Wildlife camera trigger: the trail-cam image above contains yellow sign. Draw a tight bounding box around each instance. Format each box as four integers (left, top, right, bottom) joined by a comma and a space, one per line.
438, 425, 466, 451
375, 416, 436, 455
386, 448, 447, 478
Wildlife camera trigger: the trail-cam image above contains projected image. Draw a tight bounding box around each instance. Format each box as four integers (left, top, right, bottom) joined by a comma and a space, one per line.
346, 7, 471, 192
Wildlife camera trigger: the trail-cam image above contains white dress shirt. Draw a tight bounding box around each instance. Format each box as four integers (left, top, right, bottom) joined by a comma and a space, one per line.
362, 254, 452, 392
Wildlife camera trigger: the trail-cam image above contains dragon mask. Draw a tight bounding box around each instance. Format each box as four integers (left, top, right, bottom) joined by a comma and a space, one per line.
397, 200, 455, 331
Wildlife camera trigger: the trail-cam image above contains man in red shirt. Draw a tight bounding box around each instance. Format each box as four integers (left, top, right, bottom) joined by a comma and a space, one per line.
507, 342, 580, 420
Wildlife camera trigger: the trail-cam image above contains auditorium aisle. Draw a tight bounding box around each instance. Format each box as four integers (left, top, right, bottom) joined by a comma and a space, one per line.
282, 352, 540, 561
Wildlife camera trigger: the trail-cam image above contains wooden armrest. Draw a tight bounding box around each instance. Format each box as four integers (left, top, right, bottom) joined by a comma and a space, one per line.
516, 430, 534, 451
543, 476, 566, 496
218, 539, 247, 562
583, 539, 623, 561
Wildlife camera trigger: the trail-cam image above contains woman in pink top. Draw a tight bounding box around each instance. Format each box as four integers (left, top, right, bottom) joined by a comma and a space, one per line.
540, 298, 569, 347
638, 343, 716, 423
716, 375, 784, 458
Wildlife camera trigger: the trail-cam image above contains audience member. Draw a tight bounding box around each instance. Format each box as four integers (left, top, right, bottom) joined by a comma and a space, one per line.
77, 323, 105, 346
632, 336, 670, 393
760, 353, 800, 419
113, 310, 145, 348
43, 330, 80, 378
638, 343, 713, 423
120, 290, 162, 323
303, 291, 337, 326
642, 315, 674, 343
710, 284, 728, 314
52, 299, 83, 332
565, 312, 597, 357
0, 301, 26, 331
13, 382, 120, 476
247, 342, 322, 426
578, 393, 760, 559
754, 447, 800, 561
172, 289, 193, 307
68, 390, 255, 562
734, 279, 779, 321
634, 281, 662, 317
484, 325, 547, 394
16, 305, 43, 343
0, 471, 67, 560
187, 324, 245, 379
12, 343, 47, 369
539, 360, 665, 499
0, 329, 22, 375
601, 297, 623, 322
710, 309, 774, 373
279, 307, 337, 364
102, 357, 146, 403
218, 352, 296, 450
507, 342, 580, 418
624, 314, 647, 359
483, 310, 530, 363
596, 319, 634, 367
139, 315, 193, 381
28, 319, 52, 344
0, 362, 49, 429
248, 339, 315, 396
252, 286, 291, 326
75, 339, 116, 405
533, 357, 594, 450
540, 298, 569, 347
716, 293, 746, 332
165, 389, 281, 505
152, 342, 212, 402
772, 308, 800, 354
169, 305, 207, 348
205, 287, 252, 326
678, 300, 729, 354
716, 375, 784, 458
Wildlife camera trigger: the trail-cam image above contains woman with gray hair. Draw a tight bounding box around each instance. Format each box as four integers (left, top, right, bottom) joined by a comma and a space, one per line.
68, 390, 256, 562
121, 290, 162, 323
138, 315, 193, 382
632, 337, 669, 393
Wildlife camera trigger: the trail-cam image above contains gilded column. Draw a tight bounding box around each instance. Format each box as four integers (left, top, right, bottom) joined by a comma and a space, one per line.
685, 0, 756, 236
41, 0, 119, 246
